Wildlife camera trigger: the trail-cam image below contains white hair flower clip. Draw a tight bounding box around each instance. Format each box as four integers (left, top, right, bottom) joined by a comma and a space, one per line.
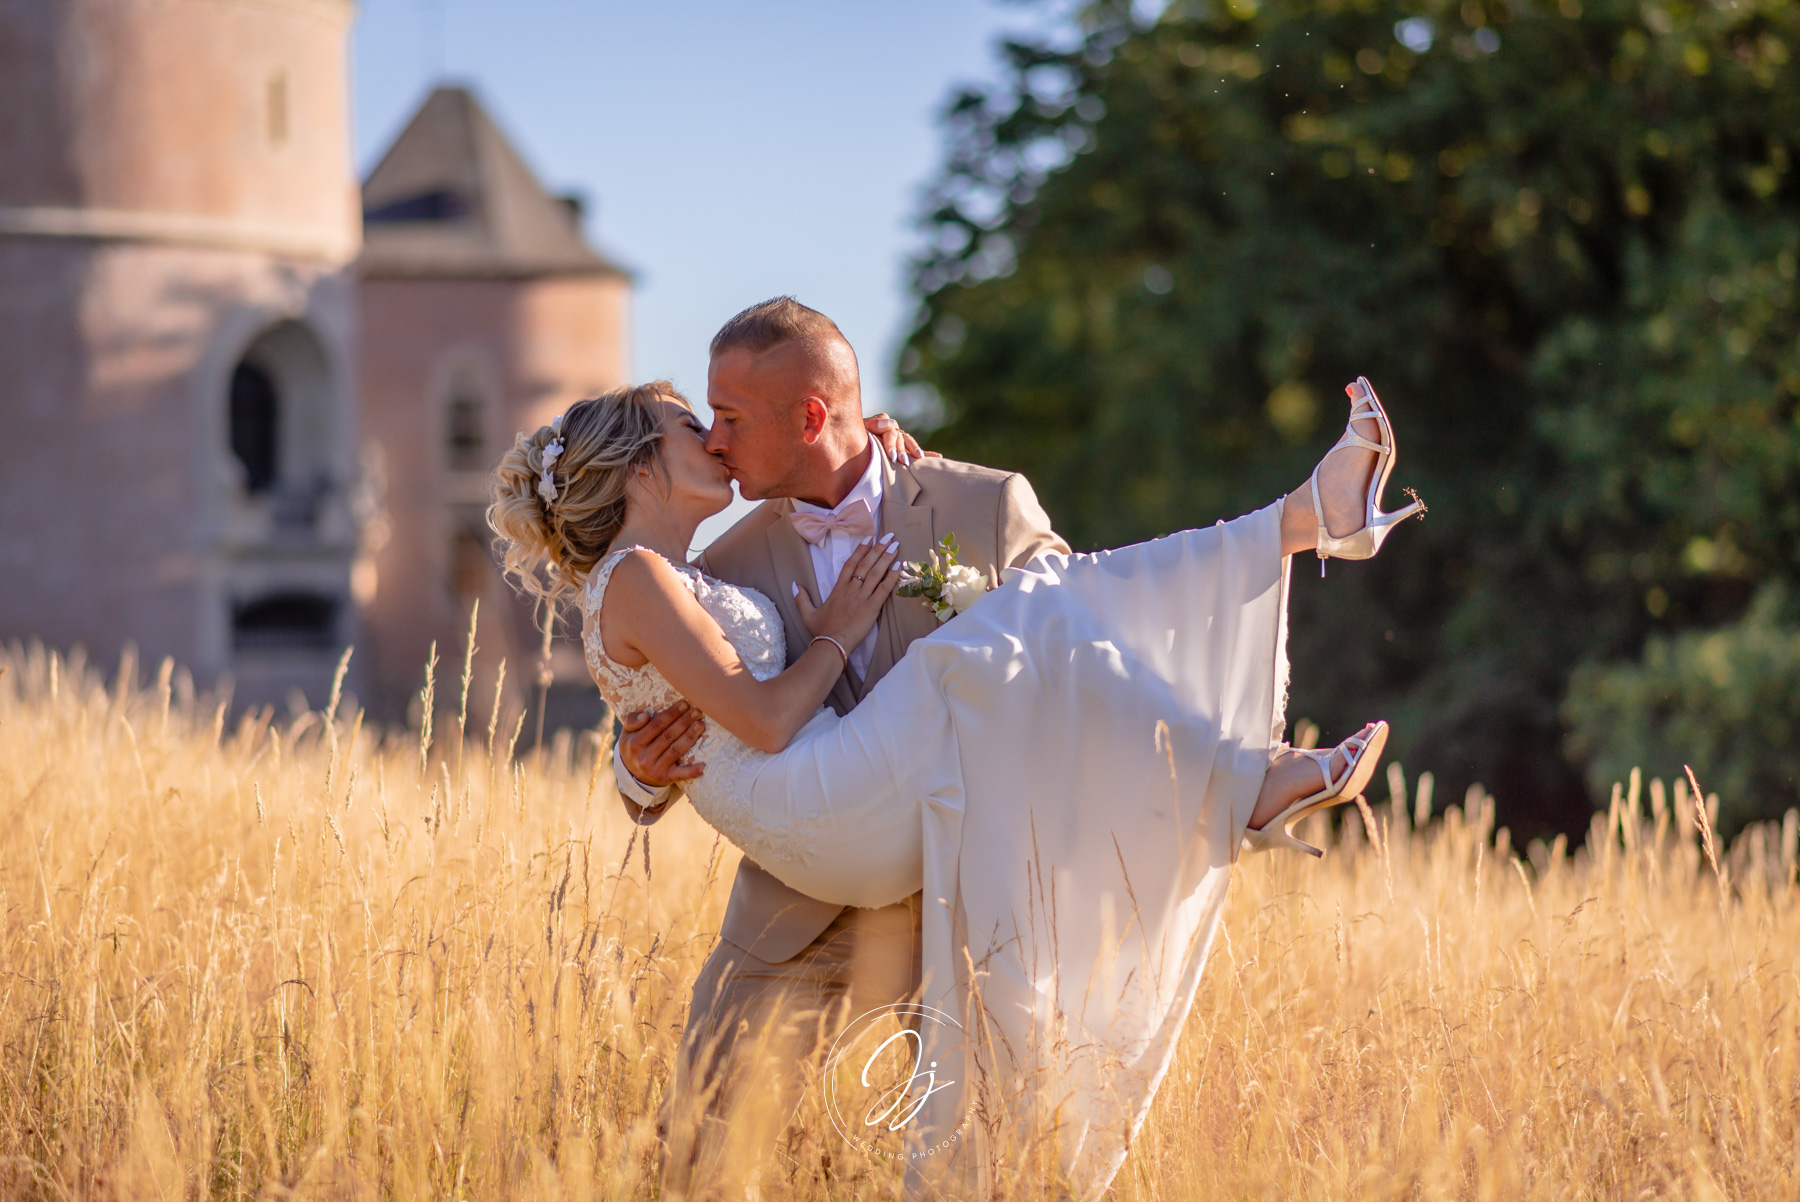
537, 414, 565, 503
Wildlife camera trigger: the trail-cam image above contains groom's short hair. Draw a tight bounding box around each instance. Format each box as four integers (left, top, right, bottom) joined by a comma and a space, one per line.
710, 296, 845, 358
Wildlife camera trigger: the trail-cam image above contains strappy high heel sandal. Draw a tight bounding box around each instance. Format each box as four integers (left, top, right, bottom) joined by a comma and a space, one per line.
1242, 721, 1390, 858
1310, 377, 1425, 575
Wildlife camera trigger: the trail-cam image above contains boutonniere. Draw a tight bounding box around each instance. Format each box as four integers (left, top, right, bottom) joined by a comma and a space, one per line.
896, 534, 990, 623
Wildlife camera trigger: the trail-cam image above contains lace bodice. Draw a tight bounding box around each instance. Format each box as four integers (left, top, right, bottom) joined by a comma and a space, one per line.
583, 546, 819, 867
583, 546, 787, 706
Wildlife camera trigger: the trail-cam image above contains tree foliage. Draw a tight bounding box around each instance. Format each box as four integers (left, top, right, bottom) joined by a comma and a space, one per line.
904, 0, 1800, 836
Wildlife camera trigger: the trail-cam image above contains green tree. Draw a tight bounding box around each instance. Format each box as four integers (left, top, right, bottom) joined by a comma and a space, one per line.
904, 0, 1800, 837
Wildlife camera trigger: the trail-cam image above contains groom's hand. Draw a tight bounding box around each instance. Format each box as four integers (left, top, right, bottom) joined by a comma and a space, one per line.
619, 702, 708, 788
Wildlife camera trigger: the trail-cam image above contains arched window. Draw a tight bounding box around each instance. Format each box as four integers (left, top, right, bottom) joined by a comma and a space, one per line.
224, 321, 332, 524
229, 363, 279, 493
446, 370, 486, 472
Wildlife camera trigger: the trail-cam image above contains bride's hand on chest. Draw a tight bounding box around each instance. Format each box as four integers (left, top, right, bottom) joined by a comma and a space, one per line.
792, 534, 903, 648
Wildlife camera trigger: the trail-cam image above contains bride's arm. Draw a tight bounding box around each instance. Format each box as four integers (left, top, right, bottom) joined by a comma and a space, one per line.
595, 545, 900, 754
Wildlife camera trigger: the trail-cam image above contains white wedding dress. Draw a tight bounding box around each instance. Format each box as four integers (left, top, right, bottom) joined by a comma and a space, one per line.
582, 501, 1291, 1199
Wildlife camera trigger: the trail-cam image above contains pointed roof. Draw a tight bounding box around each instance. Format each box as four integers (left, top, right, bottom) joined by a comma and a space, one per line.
358, 86, 629, 280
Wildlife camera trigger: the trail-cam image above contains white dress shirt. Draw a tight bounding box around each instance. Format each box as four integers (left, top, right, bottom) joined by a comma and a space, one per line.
788, 444, 884, 681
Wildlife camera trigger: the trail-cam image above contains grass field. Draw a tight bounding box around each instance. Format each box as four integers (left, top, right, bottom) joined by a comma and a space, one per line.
3, 640, 1797, 1200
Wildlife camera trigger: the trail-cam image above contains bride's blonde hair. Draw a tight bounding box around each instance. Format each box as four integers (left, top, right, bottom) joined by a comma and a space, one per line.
487, 380, 690, 605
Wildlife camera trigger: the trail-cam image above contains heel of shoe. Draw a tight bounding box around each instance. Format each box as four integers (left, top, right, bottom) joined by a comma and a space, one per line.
1359, 496, 1426, 556
1241, 797, 1328, 858
1383, 491, 1426, 525
1243, 823, 1326, 858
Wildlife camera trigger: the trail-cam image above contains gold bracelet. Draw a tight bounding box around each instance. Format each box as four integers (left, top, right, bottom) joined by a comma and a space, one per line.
810, 634, 849, 668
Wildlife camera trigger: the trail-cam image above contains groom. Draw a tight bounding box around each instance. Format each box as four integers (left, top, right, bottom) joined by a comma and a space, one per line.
613, 296, 1066, 1159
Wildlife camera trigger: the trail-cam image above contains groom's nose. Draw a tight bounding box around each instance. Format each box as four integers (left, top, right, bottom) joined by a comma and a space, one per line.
704, 423, 730, 457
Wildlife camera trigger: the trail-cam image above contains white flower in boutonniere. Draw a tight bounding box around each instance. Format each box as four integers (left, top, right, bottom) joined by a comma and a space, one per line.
897, 533, 992, 623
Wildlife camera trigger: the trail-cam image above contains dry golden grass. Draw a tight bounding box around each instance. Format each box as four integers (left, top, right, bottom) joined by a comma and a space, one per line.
2, 640, 1797, 1200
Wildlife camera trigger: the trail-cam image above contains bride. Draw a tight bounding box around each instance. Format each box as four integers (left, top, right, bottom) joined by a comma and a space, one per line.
488, 377, 1422, 1197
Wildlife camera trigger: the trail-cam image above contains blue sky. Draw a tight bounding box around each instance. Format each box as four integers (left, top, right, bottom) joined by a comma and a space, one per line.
353, 1, 1050, 541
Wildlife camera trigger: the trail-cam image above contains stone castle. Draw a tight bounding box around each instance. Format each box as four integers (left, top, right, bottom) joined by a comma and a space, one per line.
0, 0, 630, 725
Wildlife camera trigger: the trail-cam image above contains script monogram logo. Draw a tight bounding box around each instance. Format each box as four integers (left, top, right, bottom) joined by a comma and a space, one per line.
820, 1003, 972, 1162
858, 1027, 955, 1131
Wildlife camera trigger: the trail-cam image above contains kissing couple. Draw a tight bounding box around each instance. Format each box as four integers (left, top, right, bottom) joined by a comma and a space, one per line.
487, 296, 1423, 1196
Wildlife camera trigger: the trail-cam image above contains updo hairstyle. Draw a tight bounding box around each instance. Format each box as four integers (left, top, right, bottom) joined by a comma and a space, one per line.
487, 380, 690, 605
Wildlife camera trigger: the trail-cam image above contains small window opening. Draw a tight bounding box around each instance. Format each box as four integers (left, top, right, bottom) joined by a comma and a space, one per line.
451, 525, 490, 599
230, 363, 279, 493
233, 592, 336, 652
267, 73, 289, 147
446, 374, 486, 471
364, 189, 469, 224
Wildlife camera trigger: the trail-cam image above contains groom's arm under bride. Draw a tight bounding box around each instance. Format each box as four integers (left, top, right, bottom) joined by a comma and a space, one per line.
614, 703, 706, 812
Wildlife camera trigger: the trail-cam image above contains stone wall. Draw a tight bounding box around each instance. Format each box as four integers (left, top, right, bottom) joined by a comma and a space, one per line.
0, 0, 361, 709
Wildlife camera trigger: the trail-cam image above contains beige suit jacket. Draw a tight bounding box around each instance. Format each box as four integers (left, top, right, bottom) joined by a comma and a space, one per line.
619, 452, 1067, 962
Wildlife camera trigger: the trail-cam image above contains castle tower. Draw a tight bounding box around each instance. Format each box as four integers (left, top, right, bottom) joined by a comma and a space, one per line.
0, 0, 362, 706
357, 87, 631, 722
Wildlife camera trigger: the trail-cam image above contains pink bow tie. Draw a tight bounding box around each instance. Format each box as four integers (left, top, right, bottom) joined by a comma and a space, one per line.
789, 498, 877, 546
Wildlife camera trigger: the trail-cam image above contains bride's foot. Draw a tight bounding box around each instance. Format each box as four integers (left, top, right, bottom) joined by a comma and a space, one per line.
1279, 379, 1424, 562
1315, 402, 1381, 541
1243, 721, 1389, 856
1247, 724, 1372, 830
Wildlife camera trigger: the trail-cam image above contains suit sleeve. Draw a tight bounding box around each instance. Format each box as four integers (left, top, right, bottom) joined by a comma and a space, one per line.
998, 471, 1071, 570
613, 741, 682, 823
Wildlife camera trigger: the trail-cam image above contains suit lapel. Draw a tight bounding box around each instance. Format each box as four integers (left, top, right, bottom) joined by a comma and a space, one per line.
861, 457, 939, 698
763, 498, 859, 715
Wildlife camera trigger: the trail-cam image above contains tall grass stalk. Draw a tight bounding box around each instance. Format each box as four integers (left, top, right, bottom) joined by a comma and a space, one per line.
1, 642, 1796, 1199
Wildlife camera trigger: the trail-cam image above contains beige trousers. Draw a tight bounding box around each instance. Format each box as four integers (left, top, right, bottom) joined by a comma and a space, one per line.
663, 894, 920, 1190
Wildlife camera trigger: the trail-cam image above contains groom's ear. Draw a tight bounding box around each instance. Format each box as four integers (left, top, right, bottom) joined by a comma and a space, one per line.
798, 396, 829, 444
